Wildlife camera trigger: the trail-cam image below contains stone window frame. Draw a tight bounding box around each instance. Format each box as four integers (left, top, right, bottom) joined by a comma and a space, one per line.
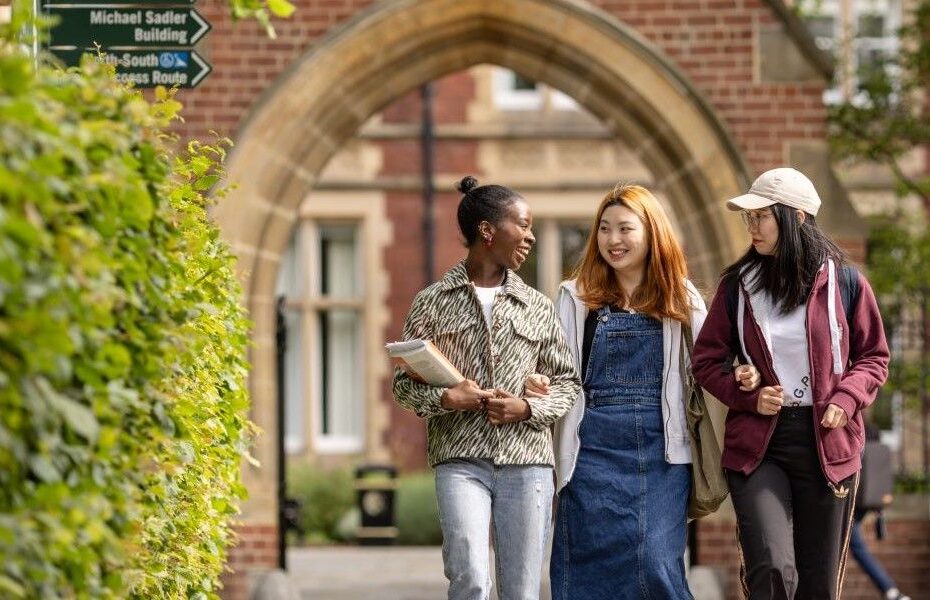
276, 192, 391, 457
491, 67, 578, 111
805, 0, 902, 104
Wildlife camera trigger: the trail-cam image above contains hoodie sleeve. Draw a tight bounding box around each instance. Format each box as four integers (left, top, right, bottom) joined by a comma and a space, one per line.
692, 278, 760, 413
391, 290, 454, 419
827, 273, 890, 419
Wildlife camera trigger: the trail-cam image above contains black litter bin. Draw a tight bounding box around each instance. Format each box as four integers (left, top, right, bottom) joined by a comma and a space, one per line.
355, 464, 397, 545
282, 497, 305, 544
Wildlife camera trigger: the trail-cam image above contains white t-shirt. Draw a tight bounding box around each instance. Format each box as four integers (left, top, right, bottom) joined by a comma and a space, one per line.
768, 303, 812, 407
474, 285, 503, 329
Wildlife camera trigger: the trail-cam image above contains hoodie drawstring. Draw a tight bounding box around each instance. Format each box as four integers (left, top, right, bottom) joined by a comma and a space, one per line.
736, 285, 754, 367
738, 261, 843, 374
827, 259, 843, 374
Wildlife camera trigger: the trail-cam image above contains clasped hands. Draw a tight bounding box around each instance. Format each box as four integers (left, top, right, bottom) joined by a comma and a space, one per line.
740, 366, 848, 429
440, 379, 531, 425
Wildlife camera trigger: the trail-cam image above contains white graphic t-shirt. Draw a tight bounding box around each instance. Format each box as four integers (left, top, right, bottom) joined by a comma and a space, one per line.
768, 303, 812, 407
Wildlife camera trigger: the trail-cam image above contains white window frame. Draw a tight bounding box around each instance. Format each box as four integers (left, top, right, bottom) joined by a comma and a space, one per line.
276, 230, 308, 455
492, 68, 544, 110
491, 67, 580, 111
305, 220, 366, 454
278, 190, 393, 460
807, 0, 902, 104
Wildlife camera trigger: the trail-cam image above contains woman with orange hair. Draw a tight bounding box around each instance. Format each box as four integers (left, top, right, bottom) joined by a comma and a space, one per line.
534, 184, 758, 599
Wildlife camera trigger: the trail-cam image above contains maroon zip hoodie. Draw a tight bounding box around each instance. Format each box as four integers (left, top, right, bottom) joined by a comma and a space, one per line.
692, 265, 889, 486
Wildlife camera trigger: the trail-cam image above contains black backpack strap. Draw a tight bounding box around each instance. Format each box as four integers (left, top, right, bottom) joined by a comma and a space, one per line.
721, 264, 859, 373
723, 274, 745, 372
839, 264, 860, 325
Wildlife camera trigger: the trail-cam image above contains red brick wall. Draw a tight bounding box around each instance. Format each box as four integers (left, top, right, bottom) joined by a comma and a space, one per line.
221, 523, 278, 600
178, 0, 824, 172
179, 1, 827, 175
592, 0, 826, 172
178, 0, 374, 139
383, 71, 475, 124
696, 518, 930, 599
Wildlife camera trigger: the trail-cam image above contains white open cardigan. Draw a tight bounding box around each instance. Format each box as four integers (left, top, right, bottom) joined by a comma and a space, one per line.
552, 279, 707, 493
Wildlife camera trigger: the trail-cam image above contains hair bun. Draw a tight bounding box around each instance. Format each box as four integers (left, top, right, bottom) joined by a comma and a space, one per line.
456, 175, 479, 194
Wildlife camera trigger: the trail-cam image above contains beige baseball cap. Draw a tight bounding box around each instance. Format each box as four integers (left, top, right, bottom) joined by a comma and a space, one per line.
726, 167, 821, 217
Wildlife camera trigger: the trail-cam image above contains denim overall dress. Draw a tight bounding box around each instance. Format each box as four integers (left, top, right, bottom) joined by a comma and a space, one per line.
550, 307, 692, 600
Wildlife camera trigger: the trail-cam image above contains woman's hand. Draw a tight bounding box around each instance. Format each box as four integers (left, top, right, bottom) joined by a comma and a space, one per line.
441, 379, 494, 411
524, 373, 550, 398
820, 403, 849, 429
735, 364, 761, 392
486, 389, 531, 425
756, 385, 784, 416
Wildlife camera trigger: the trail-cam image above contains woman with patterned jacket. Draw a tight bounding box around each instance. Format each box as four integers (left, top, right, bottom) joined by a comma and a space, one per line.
692, 168, 890, 599
392, 176, 581, 600
528, 184, 758, 599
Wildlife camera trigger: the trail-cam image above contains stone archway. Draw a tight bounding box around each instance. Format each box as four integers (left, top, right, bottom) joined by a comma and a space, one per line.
215, 0, 753, 576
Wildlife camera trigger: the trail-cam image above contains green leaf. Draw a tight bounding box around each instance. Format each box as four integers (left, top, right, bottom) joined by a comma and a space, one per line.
35, 377, 100, 442
266, 0, 295, 18
0, 575, 25, 598
29, 455, 61, 483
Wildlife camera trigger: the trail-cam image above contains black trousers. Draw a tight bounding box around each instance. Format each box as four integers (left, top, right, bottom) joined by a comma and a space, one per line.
727, 407, 855, 600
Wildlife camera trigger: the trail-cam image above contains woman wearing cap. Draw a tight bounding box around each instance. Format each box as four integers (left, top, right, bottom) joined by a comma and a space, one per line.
526, 184, 759, 599
691, 167, 890, 599
393, 176, 580, 600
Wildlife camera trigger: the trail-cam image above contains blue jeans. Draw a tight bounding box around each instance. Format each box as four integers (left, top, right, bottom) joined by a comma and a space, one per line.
435, 458, 554, 600
850, 515, 896, 593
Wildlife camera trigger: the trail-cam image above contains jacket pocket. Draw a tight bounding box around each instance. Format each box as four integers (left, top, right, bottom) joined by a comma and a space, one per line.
507, 320, 544, 361
434, 313, 480, 337
432, 313, 481, 361
822, 414, 864, 465
724, 411, 769, 463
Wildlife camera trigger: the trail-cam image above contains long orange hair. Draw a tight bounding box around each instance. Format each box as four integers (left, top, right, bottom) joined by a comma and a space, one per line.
573, 184, 691, 324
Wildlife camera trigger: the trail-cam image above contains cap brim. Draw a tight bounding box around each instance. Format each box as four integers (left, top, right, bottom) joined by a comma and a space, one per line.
726, 193, 776, 211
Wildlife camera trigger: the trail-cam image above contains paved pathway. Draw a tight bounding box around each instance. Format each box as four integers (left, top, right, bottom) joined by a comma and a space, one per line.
288, 546, 448, 600
287, 546, 553, 600
286, 546, 722, 600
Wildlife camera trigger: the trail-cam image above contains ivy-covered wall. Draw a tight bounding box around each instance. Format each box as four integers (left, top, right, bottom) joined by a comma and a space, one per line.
0, 14, 252, 599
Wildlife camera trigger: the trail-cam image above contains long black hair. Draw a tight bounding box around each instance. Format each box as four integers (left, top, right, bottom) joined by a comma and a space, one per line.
455, 175, 521, 246
722, 203, 847, 313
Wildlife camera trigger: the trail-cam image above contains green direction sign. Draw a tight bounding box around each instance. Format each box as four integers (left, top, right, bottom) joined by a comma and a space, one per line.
52, 49, 211, 88
46, 7, 210, 48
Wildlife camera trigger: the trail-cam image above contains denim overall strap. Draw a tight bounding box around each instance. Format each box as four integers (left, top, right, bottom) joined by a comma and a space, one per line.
581, 306, 612, 386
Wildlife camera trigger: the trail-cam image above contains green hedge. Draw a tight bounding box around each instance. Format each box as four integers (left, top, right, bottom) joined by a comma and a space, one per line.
895, 473, 930, 495
395, 471, 442, 546
287, 465, 355, 543
287, 465, 442, 546
0, 14, 252, 599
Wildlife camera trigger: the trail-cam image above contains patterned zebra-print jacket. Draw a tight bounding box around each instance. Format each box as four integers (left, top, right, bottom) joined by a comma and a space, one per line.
393, 261, 581, 468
